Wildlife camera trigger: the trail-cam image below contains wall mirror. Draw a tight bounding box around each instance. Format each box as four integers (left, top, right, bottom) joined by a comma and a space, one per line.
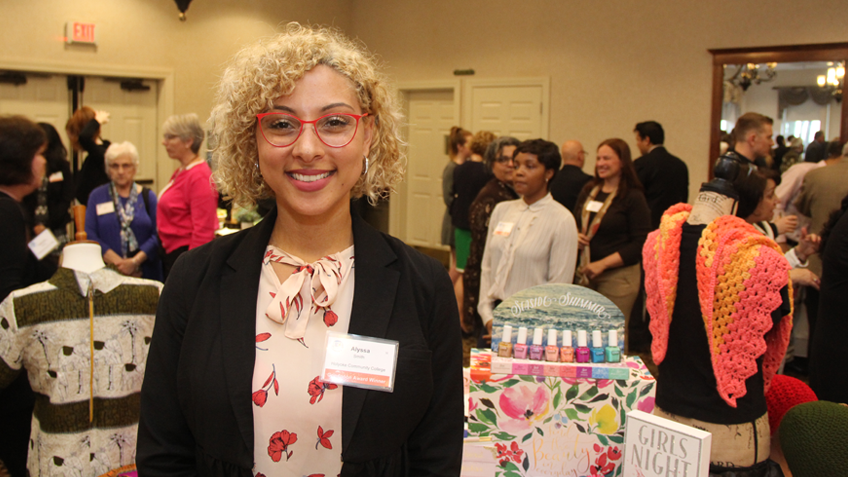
708, 43, 848, 177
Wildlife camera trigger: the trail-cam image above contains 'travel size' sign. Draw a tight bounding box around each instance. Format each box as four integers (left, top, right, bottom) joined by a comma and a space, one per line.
66, 22, 97, 45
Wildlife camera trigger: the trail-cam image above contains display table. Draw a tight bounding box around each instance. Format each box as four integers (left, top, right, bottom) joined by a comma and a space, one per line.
467, 350, 656, 477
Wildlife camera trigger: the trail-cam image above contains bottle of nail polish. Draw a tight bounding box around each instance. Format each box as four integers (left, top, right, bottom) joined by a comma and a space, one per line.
575, 330, 591, 363
591, 330, 605, 363
514, 327, 529, 359
498, 324, 514, 358
545, 328, 559, 362
560, 330, 574, 363
605, 329, 621, 363
529, 328, 545, 361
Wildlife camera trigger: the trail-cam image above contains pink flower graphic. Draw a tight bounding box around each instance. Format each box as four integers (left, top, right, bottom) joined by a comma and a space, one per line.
498, 385, 549, 433
637, 396, 655, 413
468, 397, 478, 413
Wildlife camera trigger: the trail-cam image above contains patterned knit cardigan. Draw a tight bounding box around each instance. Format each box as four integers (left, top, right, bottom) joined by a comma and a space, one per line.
643, 204, 793, 408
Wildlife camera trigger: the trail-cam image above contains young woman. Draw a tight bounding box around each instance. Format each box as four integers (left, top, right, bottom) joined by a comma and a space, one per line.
574, 139, 651, 333
478, 139, 578, 339
66, 106, 111, 205
137, 24, 463, 477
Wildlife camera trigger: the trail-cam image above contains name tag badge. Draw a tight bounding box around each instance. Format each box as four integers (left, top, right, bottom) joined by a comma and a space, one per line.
586, 200, 604, 213
48, 171, 64, 182
96, 201, 115, 215
493, 221, 515, 236
28, 229, 59, 260
322, 332, 399, 393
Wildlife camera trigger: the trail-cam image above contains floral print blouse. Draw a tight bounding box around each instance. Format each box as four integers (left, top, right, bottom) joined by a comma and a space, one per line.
252, 245, 355, 477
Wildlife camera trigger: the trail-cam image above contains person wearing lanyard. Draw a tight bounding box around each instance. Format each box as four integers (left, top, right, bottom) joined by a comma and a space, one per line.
478, 139, 578, 342
137, 23, 463, 476
574, 138, 651, 351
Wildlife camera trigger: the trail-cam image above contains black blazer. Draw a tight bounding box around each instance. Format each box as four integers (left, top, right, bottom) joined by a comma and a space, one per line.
137, 207, 463, 476
633, 146, 689, 229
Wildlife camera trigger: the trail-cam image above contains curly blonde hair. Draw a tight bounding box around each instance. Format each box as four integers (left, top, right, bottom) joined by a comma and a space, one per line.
210, 23, 405, 207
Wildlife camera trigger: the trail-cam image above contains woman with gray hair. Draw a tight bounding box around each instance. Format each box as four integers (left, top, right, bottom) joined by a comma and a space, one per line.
85, 141, 163, 280
157, 113, 219, 278
461, 136, 519, 346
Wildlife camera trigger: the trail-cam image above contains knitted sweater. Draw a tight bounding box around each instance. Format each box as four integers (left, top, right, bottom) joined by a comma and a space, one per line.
643, 204, 793, 408
0, 267, 162, 476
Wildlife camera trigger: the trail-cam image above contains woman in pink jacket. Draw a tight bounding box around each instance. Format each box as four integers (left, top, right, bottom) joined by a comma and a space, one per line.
158, 113, 219, 278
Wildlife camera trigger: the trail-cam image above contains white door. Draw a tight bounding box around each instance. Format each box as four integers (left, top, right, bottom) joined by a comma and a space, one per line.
464, 79, 549, 140
404, 89, 458, 249
0, 73, 71, 151
84, 77, 160, 190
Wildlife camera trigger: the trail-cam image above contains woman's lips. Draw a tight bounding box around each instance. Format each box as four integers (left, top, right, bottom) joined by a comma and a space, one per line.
286, 169, 336, 192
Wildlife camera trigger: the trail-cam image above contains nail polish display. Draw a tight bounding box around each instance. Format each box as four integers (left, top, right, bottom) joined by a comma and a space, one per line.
591, 330, 605, 363
560, 330, 574, 363
529, 328, 544, 361
514, 327, 529, 359
498, 324, 514, 358
575, 330, 591, 363
545, 328, 559, 362
605, 329, 621, 363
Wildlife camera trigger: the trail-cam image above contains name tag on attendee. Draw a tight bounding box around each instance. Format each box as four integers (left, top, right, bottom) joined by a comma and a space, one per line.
493, 221, 515, 236
48, 171, 64, 182
586, 200, 604, 213
28, 229, 59, 260
322, 332, 399, 393
96, 201, 115, 215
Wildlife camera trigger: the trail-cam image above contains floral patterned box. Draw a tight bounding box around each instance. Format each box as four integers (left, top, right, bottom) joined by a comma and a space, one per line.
467, 350, 655, 477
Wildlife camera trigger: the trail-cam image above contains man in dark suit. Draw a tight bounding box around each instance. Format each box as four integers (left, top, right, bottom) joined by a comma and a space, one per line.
805, 131, 827, 163
631, 122, 689, 354
633, 121, 689, 230
550, 139, 592, 213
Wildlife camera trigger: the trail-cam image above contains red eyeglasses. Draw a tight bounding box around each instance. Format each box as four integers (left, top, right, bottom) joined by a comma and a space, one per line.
256, 112, 368, 148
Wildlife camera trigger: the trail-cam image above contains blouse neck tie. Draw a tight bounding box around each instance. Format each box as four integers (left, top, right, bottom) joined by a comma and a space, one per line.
263, 246, 349, 340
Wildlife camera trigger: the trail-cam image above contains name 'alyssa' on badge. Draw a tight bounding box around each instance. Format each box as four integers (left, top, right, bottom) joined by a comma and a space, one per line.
322, 332, 399, 392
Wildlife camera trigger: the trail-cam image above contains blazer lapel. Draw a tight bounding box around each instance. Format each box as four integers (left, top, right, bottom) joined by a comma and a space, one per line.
220, 208, 277, 454
342, 211, 400, 453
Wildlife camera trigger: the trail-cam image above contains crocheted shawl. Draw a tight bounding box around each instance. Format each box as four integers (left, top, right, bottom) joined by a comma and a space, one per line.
643, 204, 793, 408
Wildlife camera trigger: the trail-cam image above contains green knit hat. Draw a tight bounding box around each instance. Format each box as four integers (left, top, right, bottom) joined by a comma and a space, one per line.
779, 401, 848, 476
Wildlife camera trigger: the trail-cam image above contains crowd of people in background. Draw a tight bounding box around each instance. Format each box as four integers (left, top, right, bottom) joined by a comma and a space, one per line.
1, 94, 847, 475
445, 113, 848, 405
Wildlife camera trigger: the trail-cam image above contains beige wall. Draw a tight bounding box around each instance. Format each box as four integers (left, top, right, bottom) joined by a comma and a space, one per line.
1, 0, 352, 118
2, 0, 846, 200
350, 0, 848, 200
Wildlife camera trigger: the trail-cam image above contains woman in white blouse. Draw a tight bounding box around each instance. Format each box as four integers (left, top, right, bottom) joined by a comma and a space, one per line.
478, 139, 579, 340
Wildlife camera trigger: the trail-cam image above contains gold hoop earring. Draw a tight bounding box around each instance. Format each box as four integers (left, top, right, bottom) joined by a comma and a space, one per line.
362, 156, 369, 176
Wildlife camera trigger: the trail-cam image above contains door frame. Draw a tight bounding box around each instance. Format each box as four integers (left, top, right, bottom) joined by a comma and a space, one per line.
0, 56, 175, 189
393, 79, 461, 243
460, 76, 551, 139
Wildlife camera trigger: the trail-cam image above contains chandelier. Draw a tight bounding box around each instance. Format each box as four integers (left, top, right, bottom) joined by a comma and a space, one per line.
726, 63, 778, 91
817, 62, 845, 102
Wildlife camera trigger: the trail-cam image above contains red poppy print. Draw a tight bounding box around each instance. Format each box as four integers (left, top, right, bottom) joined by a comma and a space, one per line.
256, 332, 271, 351
316, 425, 334, 450
308, 376, 338, 404
494, 441, 524, 467
268, 430, 297, 462
323, 308, 338, 327
253, 364, 279, 407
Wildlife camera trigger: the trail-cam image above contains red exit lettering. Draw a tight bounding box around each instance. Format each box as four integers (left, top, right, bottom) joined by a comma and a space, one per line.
72, 23, 95, 43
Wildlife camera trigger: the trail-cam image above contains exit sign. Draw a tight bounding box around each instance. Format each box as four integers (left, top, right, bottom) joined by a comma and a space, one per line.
66, 22, 97, 45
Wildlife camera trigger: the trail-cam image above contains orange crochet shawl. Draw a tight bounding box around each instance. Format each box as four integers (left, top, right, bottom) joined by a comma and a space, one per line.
643, 204, 793, 408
